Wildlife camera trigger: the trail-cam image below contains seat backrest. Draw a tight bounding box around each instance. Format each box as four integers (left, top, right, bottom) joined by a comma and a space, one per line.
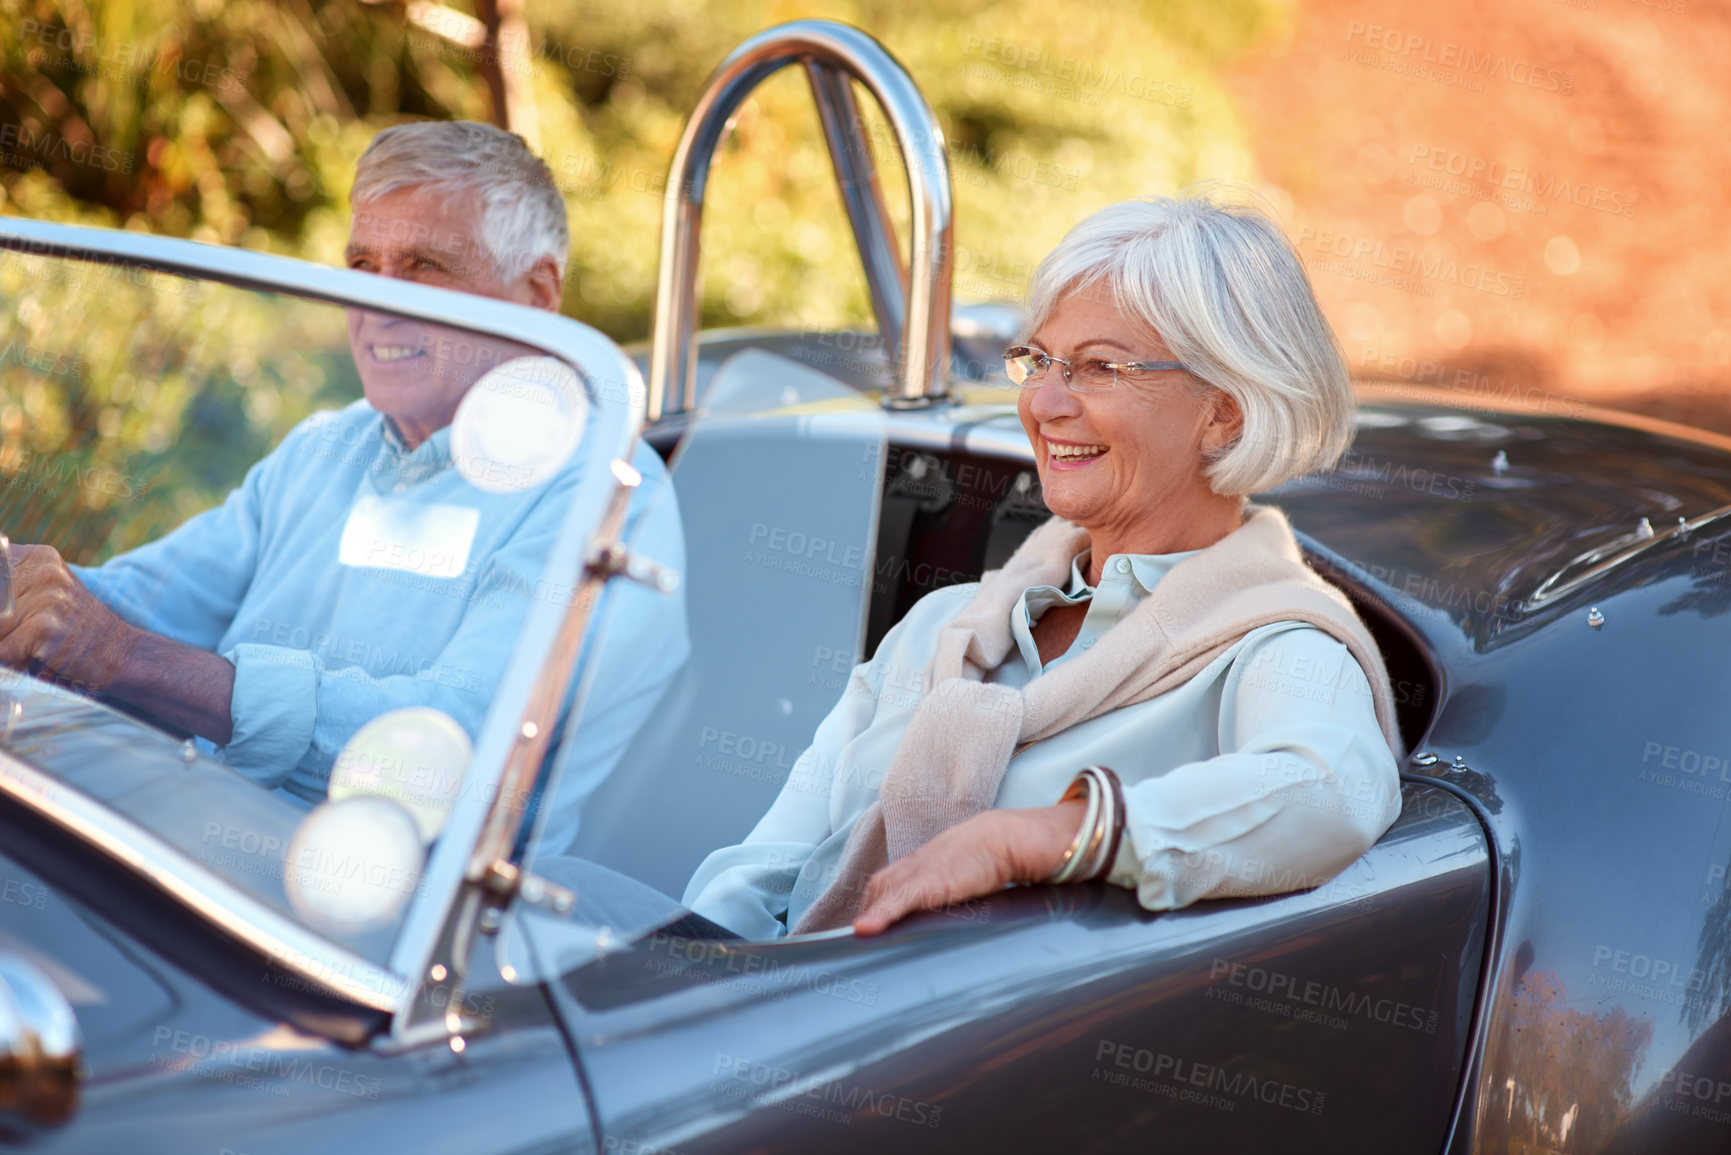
572, 353, 879, 899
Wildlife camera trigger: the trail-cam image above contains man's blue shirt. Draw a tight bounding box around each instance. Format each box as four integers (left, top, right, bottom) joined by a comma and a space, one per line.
72, 397, 689, 854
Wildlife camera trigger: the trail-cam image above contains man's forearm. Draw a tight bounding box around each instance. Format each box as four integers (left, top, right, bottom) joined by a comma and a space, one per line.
105, 628, 236, 745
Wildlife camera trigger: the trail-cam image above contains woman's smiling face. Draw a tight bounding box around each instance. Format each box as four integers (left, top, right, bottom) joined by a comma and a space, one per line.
1017, 288, 1242, 546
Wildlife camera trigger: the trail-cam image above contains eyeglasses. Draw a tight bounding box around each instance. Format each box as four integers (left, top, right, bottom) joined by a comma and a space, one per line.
1002, 345, 1191, 392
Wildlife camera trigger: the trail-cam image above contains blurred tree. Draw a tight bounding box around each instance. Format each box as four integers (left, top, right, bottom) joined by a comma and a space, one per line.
1478, 968, 1651, 1154
2, 0, 1289, 341
2, 0, 1290, 549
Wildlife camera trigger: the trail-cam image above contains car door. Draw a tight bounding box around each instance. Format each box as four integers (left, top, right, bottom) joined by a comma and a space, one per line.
547, 780, 1487, 1154
545, 390, 1493, 1153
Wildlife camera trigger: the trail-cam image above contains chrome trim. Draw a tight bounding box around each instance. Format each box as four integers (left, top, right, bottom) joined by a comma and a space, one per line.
0, 219, 646, 1042
806, 60, 907, 363
0, 950, 81, 1126
397, 463, 646, 1042
1522, 505, 1731, 611
0, 750, 399, 1012
647, 19, 954, 419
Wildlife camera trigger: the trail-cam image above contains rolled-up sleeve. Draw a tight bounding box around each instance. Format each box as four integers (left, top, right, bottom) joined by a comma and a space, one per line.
221, 643, 319, 787
210, 457, 585, 798
1106, 625, 1401, 911
216, 573, 531, 794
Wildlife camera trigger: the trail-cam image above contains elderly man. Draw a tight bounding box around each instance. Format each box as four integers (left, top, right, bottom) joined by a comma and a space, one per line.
0, 120, 687, 855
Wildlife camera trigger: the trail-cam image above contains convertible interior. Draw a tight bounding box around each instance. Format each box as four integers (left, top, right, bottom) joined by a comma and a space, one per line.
569, 344, 1443, 915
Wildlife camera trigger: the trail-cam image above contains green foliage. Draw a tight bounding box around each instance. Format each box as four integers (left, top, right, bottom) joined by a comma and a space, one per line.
2, 0, 1287, 543
4, 0, 1287, 337
0, 250, 359, 561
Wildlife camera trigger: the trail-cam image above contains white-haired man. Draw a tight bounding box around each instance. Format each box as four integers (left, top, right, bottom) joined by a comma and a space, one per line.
0, 121, 687, 854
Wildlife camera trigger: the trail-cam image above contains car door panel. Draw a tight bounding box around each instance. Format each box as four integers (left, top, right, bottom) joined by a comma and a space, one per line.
556, 783, 1489, 1153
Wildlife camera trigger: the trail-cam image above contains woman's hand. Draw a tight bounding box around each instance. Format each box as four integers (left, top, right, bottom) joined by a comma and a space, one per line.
853, 799, 1088, 936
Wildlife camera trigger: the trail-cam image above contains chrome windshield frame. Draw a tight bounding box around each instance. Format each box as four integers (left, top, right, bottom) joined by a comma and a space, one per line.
0, 218, 646, 1037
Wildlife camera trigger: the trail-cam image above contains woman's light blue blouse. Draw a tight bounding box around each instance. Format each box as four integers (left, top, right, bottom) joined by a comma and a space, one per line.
684, 547, 1402, 940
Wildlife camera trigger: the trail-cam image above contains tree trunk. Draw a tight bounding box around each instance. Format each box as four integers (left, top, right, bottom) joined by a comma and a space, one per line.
472, 0, 537, 144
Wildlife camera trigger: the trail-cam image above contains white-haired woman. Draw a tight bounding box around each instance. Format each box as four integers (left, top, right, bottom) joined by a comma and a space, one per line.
685, 195, 1402, 939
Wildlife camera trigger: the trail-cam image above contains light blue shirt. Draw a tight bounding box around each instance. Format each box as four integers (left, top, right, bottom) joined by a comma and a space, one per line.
73, 399, 689, 854
685, 547, 1400, 939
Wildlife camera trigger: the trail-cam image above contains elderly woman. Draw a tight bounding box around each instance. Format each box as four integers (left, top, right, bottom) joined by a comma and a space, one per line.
684, 194, 1401, 940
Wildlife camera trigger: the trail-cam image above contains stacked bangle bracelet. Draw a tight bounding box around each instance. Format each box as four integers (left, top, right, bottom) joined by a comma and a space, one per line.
1046, 765, 1127, 885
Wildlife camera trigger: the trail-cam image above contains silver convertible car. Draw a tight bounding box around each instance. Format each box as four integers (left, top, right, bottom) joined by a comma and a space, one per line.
5, 19, 1731, 1155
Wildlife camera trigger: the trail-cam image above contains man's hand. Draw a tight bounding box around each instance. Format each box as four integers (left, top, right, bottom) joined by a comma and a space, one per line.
0, 543, 237, 743
852, 800, 1088, 937
0, 544, 139, 692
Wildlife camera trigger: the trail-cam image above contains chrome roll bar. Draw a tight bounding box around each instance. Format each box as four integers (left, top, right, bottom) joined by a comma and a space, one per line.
647, 20, 955, 419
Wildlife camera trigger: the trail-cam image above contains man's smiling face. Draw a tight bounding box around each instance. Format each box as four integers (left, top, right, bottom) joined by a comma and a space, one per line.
343, 185, 543, 449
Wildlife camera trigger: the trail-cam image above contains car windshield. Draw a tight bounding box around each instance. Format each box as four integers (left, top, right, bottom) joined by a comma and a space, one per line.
0, 241, 637, 976
504, 345, 888, 972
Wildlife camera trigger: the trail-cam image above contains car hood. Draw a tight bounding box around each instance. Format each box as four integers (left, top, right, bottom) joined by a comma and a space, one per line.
0, 839, 189, 1078
1268, 384, 1731, 650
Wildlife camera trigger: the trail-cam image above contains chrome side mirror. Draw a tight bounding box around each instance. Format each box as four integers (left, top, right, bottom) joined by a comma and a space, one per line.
0, 951, 81, 1129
